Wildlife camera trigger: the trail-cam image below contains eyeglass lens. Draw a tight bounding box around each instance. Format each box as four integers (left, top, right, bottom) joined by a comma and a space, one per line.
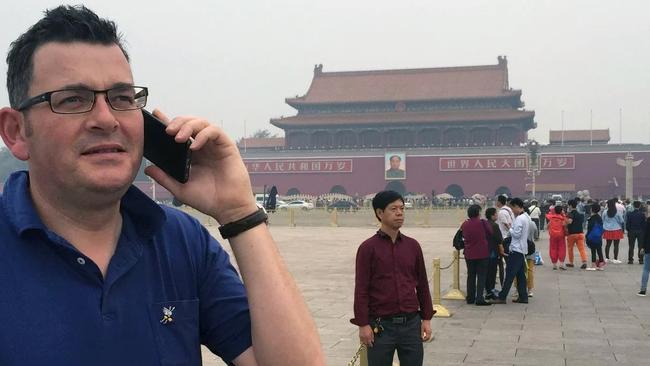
50, 87, 147, 113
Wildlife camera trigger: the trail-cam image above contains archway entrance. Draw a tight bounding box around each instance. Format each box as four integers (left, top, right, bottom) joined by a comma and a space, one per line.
384, 181, 406, 195
494, 186, 512, 198
445, 184, 465, 198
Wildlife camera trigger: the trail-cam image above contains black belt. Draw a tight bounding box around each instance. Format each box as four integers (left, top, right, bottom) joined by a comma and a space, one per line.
374, 312, 419, 324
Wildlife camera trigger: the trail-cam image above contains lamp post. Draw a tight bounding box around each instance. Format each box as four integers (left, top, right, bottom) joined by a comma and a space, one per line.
522, 139, 541, 199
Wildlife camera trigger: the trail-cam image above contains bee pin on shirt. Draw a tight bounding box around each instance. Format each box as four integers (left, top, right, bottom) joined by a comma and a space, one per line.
160, 306, 175, 324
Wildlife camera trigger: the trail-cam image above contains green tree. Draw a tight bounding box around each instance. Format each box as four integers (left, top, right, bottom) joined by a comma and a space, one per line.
251, 129, 277, 138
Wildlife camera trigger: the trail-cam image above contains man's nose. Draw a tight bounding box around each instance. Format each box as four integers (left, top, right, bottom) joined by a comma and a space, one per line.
87, 94, 119, 131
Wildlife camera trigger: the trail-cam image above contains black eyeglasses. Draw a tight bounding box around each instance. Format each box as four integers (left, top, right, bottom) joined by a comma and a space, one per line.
17, 86, 148, 114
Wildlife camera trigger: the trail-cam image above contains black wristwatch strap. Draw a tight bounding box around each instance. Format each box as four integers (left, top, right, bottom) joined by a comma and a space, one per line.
218, 208, 268, 239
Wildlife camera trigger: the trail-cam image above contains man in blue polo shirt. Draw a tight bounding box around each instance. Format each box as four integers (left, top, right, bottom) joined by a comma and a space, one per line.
0, 5, 323, 366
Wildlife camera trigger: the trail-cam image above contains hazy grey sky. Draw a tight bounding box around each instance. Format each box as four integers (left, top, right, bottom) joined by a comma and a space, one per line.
1, 0, 649, 144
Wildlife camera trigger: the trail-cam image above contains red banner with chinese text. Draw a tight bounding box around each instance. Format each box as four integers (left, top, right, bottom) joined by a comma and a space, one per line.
439, 155, 575, 171
244, 159, 353, 174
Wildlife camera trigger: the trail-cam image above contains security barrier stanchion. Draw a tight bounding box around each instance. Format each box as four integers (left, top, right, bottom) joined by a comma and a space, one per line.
432, 258, 451, 317
330, 209, 338, 227
442, 250, 466, 300
424, 207, 431, 227
289, 208, 296, 227
360, 346, 368, 366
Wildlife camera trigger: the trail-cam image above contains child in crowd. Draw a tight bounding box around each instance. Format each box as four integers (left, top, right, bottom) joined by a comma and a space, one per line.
586, 203, 606, 270
546, 205, 568, 270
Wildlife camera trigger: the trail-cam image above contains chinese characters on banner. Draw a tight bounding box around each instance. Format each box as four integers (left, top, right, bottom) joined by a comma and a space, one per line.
439, 155, 575, 171
244, 159, 353, 174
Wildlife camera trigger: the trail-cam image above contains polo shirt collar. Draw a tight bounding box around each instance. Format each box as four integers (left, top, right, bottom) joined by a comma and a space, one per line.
2, 170, 166, 240
376, 229, 402, 242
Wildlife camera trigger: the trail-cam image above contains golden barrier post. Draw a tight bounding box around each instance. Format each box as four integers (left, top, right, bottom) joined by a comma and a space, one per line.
442, 250, 466, 300
423, 207, 430, 227
432, 258, 451, 317
330, 209, 338, 227
289, 208, 296, 227
360, 346, 368, 366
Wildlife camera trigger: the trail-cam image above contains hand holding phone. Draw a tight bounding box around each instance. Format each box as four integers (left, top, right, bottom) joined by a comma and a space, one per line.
142, 110, 192, 183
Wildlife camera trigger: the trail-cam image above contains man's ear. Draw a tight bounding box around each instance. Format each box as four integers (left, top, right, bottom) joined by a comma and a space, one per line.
375, 208, 383, 222
0, 107, 29, 161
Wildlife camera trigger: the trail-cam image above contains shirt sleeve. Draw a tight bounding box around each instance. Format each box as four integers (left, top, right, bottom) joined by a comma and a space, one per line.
197, 227, 252, 364
352, 243, 372, 326
510, 216, 524, 240
415, 244, 434, 320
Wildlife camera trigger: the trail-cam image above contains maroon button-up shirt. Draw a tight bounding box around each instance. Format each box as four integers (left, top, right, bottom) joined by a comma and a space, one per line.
351, 230, 434, 326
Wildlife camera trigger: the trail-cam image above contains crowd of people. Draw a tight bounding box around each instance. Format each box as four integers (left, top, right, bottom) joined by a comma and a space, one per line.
459, 195, 650, 305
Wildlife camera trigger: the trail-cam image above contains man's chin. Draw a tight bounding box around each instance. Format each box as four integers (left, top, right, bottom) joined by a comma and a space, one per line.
82, 172, 134, 195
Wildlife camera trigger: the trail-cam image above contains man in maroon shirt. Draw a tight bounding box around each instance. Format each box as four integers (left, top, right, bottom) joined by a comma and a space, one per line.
351, 190, 434, 366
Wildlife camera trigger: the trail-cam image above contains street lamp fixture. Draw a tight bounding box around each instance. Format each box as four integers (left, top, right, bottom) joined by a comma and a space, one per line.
522, 139, 541, 199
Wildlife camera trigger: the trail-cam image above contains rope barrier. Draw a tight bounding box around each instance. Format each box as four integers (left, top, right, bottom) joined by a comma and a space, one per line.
347, 344, 367, 366
439, 255, 457, 270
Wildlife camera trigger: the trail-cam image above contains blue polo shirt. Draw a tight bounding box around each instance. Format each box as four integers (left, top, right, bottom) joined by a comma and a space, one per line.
0, 171, 251, 366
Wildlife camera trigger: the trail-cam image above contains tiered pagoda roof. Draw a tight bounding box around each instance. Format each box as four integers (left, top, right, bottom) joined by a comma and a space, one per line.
286, 60, 518, 106
272, 56, 534, 130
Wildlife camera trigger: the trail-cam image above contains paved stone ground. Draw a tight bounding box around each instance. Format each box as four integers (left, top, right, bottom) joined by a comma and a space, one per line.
197, 222, 650, 366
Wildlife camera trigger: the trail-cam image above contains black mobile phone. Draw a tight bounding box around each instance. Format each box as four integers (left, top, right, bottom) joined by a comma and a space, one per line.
142, 109, 192, 183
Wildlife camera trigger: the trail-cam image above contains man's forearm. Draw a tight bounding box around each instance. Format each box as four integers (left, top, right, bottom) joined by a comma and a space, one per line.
228, 224, 324, 365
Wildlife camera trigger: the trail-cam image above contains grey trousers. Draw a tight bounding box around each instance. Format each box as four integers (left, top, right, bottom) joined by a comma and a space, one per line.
367, 314, 423, 366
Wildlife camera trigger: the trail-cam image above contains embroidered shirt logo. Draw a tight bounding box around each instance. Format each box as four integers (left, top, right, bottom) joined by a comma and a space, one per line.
160, 306, 175, 324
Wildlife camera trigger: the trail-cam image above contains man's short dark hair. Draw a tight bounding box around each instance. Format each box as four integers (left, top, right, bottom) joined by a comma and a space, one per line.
591, 203, 601, 214
568, 199, 577, 208
554, 205, 563, 214
467, 204, 481, 218
485, 207, 497, 220
497, 195, 507, 205
372, 190, 404, 221
633, 201, 641, 209
389, 155, 401, 161
6, 5, 129, 108
510, 197, 524, 208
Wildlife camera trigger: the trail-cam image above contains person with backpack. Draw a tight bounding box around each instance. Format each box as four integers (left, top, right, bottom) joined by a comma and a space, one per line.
585, 203, 606, 270
461, 205, 492, 306
546, 205, 568, 270
637, 214, 650, 296
602, 199, 625, 264
492, 198, 530, 304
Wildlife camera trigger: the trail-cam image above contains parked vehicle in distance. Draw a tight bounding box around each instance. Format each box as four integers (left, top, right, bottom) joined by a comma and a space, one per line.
327, 200, 359, 212
272, 200, 287, 210
404, 201, 413, 209
279, 200, 314, 210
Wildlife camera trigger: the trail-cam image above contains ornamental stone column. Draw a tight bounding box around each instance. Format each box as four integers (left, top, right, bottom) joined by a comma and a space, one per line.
616, 152, 643, 199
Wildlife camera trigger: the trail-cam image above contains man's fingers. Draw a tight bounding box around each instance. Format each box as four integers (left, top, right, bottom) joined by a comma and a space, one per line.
152, 108, 171, 125
144, 165, 182, 194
